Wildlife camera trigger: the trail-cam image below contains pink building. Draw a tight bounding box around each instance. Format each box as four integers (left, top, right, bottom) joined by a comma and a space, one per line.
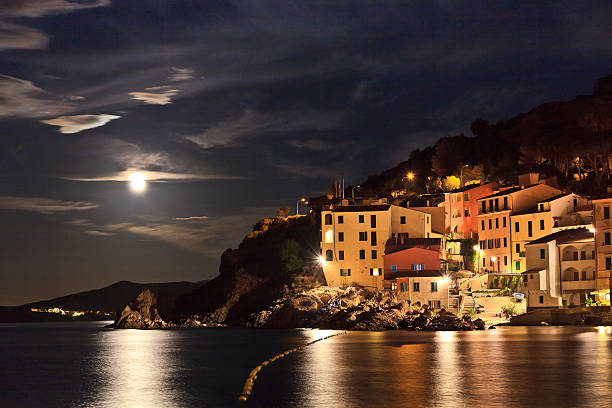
383, 247, 449, 309
444, 182, 498, 238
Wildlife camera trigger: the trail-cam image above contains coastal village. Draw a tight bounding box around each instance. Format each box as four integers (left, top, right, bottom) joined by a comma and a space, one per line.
319, 172, 612, 318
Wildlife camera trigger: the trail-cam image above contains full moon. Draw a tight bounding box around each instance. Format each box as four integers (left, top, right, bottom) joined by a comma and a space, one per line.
129, 172, 147, 192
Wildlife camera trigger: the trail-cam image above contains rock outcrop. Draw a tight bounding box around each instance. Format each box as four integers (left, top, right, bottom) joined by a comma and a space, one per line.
113, 290, 167, 329
247, 286, 485, 331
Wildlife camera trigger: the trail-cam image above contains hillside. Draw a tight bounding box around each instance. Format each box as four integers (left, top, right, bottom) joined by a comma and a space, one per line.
0, 280, 204, 323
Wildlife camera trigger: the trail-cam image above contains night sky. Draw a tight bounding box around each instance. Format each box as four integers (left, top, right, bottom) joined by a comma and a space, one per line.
1, 1, 612, 305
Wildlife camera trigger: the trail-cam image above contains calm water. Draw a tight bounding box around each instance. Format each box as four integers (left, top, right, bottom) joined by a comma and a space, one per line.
1, 322, 611, 407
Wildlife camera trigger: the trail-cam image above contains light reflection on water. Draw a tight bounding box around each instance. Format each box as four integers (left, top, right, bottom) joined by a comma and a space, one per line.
81, 329, 185, 408
1, 323, 612, 408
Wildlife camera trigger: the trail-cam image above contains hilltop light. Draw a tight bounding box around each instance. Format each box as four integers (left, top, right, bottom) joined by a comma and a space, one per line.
406, 172, 415, 181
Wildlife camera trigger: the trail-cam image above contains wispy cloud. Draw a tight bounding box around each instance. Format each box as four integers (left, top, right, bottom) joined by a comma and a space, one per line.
185, 109, 343, 149
68, 169, 238, 182
169, 67, 195, 82
41, 114, 120, 133
84, 230, 113, 236
0, 74, 71, 117
175, 216, 209, 221
0, 0, 111, 50
129, 89, 179, 105
0, 196, 99, 214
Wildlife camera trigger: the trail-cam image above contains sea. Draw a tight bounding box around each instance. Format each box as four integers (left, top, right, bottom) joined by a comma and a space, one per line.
1, 322, 611, 407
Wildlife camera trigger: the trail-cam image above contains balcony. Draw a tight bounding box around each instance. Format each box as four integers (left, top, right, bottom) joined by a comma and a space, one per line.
562, 279, 596, 291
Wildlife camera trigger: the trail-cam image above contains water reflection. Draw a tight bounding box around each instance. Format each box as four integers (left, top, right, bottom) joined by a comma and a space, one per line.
82, 329, 185, 408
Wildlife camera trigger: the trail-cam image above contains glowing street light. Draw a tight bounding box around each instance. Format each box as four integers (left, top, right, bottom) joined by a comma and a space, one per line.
318, 256, 327, 267
296, 197, 306, 215
406, 172, 415, 181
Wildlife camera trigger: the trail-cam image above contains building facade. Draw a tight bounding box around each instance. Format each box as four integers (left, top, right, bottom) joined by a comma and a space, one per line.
476, 184, 562, 274
444, 182, 498, 239
523, 228, 596, 309
510, 193, 591, 273
593, 195, 612, 305
321, 203, 436, 289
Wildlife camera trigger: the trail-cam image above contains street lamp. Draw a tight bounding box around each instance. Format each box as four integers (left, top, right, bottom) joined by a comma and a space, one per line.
351, 185, 360, 203
405, 172, 415, 181
296, 197, 306, 215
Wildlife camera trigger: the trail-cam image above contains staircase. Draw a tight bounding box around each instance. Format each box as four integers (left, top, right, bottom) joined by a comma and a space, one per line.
448, 295, 461, 314
462, 293, 476, 313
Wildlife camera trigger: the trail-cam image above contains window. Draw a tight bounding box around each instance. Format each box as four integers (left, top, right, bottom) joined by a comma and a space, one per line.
539, 204, 544, 211
482, 258, 486, 267
325, 250, 333, 262
503, 217, 507, 228
481, 220, 485, 230
359, 250, 365, 259
504, 256, 507, 265
539, 295, 544, 304
324, 230, 333, 243
489, 219, 492, 229
370, 214, 377, 228
481, 202, 486, 213
581, 271, 587, 280
503, 237, 507, 247
371, 231, 377, 246
370, 268, 380, 276
324, 214, 332, 225
515, 261, 520, 271
503, 197, 508, 209
340, 268, 351, 276
496, 238, 501, 248
495, 199, 499, 211
413, 282, 420, 292
338, 215, 344, 224
400, 216, 406, 224
489, 199, 493, 211
413, 264, 425, 271
359, 215, 365, 223
528, 221, 533, 237
338, 250, 344, 260
359, 231, 367, 241
431, 282, 438, 292
540, 249, 546, 259
338, 232, 344, 242
496, 218, 499, 228
515, 222, 520, 233
539, 219, 545, 230
427, 216, 430, 224
606, 257, 611, 270
464, 209, 470, 217
580, 251, 586, 260
371, 250, 377, 259
604, 206, 610, 220
400, 282, 408, 292
573, 251, 578, 261
573, 271, 579, 281
428, 300, 441, 309
605, 232, 611, 246
391, 265, 397, 272
516, 243, 520, 253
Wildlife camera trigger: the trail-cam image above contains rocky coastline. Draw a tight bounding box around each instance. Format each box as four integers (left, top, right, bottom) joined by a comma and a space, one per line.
111, 286, 485, 331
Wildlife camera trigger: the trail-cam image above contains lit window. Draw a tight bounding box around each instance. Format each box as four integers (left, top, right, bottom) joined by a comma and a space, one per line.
324, 230, 333, 243
340, 268, 351, 276
370, 268, 380, 276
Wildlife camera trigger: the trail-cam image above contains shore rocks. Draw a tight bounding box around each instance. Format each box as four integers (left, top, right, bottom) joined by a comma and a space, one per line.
247, 286, 485, 331
510, 306, 612, 326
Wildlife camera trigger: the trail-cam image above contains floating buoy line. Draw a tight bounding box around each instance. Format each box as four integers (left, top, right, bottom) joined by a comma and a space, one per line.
238, 331, 347, 402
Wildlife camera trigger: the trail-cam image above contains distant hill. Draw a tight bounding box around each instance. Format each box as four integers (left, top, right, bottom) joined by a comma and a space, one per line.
0, 280, 206, 323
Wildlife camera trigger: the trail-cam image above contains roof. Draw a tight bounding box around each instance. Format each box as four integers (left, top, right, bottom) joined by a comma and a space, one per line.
591, 192, 612, 201
521, 269, 545, 275
330, 204, 391, 212
446, 183, 489, 194
538, 192, 572, 203
387, 270, 445, 278
525, 228, 593, 246
478, 186, 526, 200
384, 238, 441, 254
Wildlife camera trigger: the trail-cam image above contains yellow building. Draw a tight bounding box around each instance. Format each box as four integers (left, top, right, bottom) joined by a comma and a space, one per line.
321, 202, 437, 289
510, 193, 591, 273
593, 195, 612, 305
476, 184, 562, 274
